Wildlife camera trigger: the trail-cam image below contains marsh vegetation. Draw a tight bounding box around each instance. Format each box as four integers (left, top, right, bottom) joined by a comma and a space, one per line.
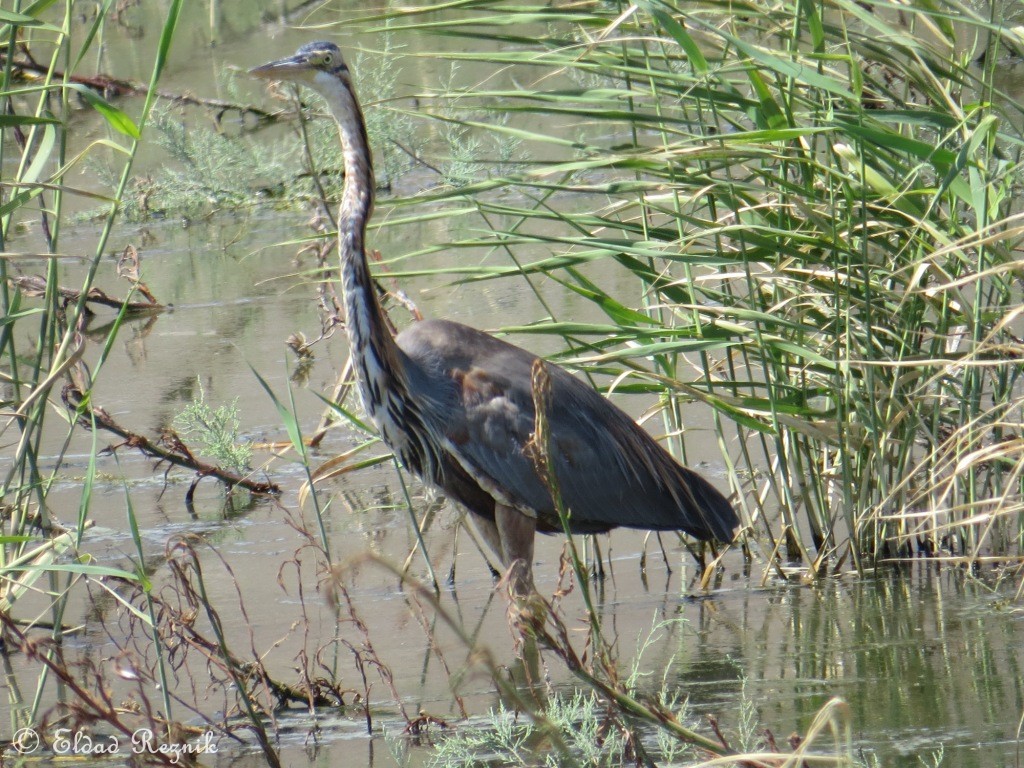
2, 0, 1023, 766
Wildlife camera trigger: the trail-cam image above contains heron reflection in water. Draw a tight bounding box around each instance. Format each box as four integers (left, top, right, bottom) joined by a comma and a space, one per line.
250, 42, 739, 596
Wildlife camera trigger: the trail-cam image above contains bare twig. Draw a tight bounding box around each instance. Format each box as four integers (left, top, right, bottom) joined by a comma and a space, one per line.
61, 385, 279, 496
0, 617, 181, 766
1, 54, 275, 124
156, 543, 344, 711
10, 274, 164, 313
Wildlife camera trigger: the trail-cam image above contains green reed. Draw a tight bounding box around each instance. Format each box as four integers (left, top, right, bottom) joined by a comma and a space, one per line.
369, 0, 1024, 569
1, 0, 182, 739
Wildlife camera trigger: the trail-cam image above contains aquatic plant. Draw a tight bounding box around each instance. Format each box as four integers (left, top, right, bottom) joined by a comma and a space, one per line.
120, 39, 425, 221
172, 378, 253, 475
426, 694, 631, 768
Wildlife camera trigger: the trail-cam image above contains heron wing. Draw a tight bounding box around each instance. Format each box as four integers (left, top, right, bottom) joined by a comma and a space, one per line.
397, 319, 737, 540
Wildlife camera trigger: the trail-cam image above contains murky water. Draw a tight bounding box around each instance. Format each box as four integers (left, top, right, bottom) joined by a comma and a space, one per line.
4, 3, 1024, 767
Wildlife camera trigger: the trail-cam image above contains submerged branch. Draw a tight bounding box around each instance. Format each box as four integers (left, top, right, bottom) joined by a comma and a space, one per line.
10, 274, 165, 314
1, 54, 275, 124
61, 385, 279, 496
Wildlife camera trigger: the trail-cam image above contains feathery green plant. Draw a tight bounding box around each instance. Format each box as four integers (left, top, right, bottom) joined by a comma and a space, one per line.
173, 379, 253, 475
426, 694, 630, 768
117, 40, 422, 221
422, 664, 857, 767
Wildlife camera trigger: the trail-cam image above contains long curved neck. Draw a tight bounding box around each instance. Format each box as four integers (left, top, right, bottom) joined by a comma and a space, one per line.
312, 67, 438, 480
313, 70, 407, 423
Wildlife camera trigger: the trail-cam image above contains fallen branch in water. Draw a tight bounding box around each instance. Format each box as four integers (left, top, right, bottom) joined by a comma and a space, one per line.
10, 274, 165, 314
11, 245, 165, 313
61, 384, 279, 497
1, 53, 275, 125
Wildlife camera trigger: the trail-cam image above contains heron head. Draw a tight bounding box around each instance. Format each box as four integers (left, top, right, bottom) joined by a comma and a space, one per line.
249, 41, 348, 85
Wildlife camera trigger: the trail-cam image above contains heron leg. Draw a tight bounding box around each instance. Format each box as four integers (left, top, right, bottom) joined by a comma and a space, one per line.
494, 503, 536, 596
470, 515, 504, 578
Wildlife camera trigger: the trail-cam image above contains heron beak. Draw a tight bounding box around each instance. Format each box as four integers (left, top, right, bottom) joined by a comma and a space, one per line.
248, 54, 312, 82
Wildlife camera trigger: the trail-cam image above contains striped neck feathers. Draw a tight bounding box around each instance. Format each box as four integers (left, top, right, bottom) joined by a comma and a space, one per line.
312, 69, 375, 245
311, 66, 438, 480
311, 68, 411, 421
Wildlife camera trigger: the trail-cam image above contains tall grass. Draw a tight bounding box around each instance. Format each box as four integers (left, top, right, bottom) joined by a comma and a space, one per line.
367, 0, 1024, 570
1, 0, 183, 746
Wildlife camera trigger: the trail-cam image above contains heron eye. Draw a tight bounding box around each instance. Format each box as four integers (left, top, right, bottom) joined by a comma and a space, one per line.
322, 53, 332, 66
